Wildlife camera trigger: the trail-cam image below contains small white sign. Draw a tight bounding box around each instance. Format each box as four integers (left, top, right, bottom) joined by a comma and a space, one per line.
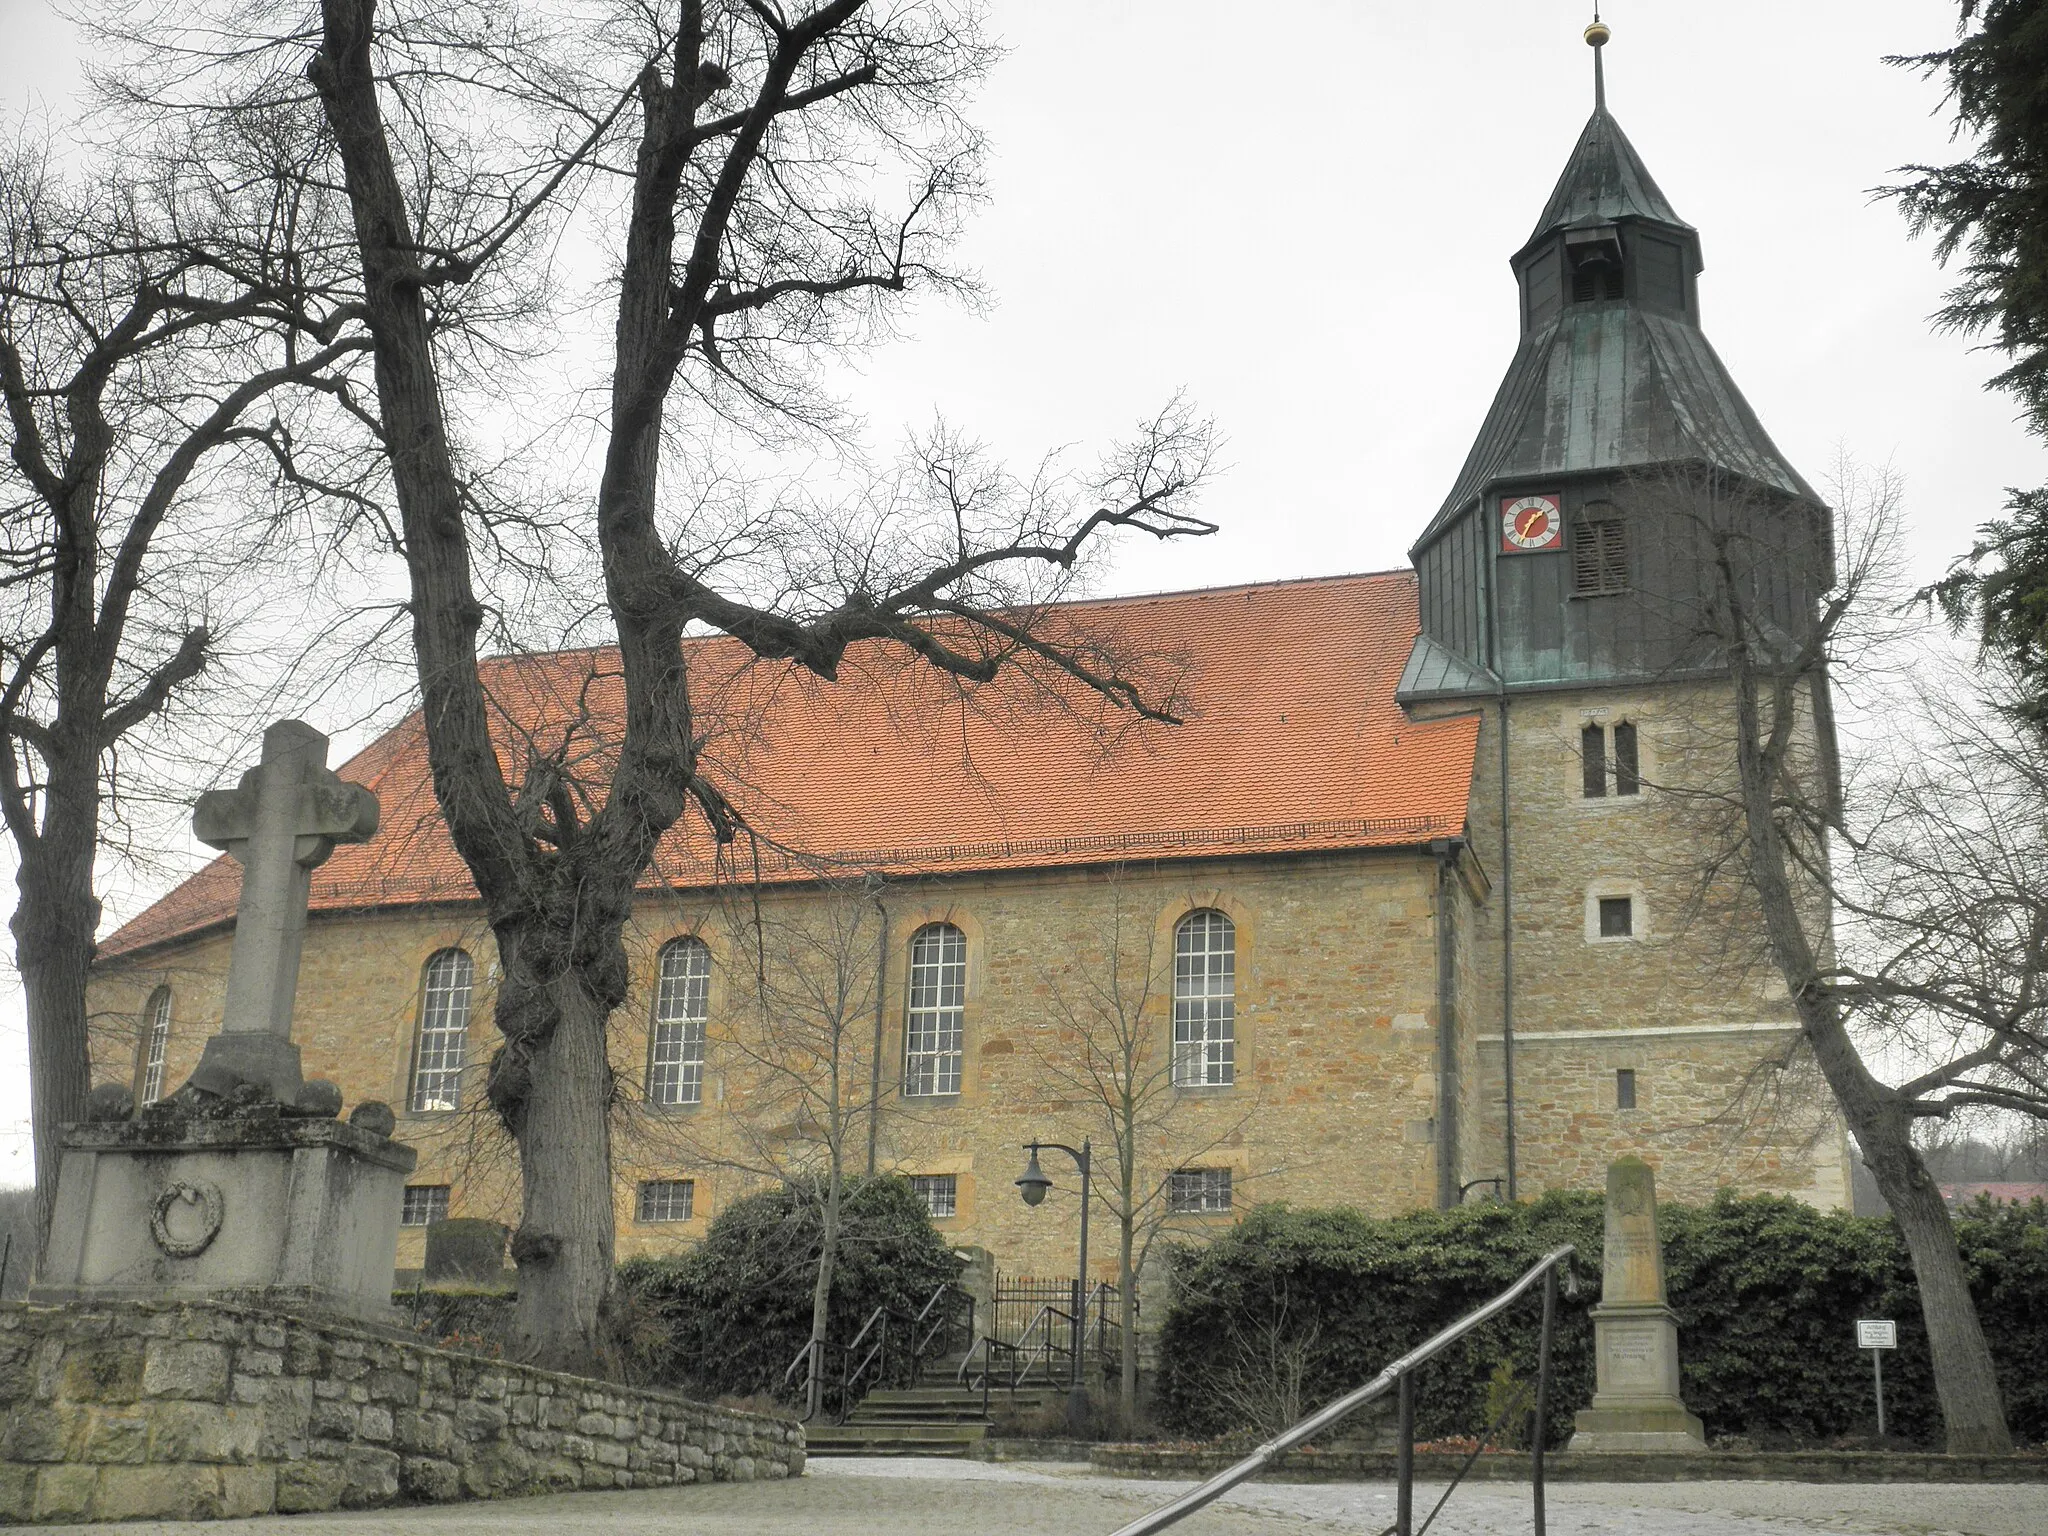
1857, 1319, 1897, 1350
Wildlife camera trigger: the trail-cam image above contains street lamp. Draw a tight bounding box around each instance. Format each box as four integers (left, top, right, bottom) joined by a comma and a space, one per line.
1016, 1138, 1091, 1429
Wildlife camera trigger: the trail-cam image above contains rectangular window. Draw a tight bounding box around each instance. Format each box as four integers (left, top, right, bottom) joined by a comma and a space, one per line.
400, 1185, 450, 1227
1581, 723, 1607, 799
636, 1179, 696, 1223
1168, 1168, 1233, 1215
1616, 1069, 1638, 1109
908, 1174, 957, 1219
1613, 721, 1640, 796
1599, 896, 1634, 938
904, 925, 967, 1096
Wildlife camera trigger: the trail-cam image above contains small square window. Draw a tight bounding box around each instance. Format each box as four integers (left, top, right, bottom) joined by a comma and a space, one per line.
1616, 1069, 1637, 1110
401, 1185, 450, 1227
636, 1179, 695, 1223
1169, 1168, 1233, 1214
1598, 897, 1634, 938
908, 1174, 957, 1219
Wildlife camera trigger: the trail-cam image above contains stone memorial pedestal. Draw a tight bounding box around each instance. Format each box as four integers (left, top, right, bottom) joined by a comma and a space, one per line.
33, 719, 407, 1326
31, 1100, 416, 1324
1568, 1155, 1707, 1452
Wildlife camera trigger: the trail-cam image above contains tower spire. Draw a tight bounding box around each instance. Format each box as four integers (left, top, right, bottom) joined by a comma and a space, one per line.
1587, 11, 1610, 112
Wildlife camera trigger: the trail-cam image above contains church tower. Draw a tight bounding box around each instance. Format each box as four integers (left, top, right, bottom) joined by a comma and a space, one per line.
1399, 20, 1850, 1210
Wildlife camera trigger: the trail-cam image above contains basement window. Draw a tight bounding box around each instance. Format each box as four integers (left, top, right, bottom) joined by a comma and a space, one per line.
1169, 1168, 1234, 1214
1599, 896, 1634, 938
636, 1179, 696, 1223
401, 1185, 450, 1228
909, 1174, 958, 1220
1616, 1069, 1638, 1110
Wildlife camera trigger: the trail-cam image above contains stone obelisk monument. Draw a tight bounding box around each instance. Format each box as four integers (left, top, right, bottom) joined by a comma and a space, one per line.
34, 720, 414, 1322
1568, 1156, 1707, 1452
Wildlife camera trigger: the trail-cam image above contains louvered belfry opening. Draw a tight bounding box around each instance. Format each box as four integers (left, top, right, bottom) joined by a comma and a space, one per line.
1569, 262, 1624, 303
1572, 502, 1629, 595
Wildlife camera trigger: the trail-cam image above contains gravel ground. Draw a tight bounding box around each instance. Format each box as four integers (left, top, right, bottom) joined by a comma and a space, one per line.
36, 1457, 2048, 1536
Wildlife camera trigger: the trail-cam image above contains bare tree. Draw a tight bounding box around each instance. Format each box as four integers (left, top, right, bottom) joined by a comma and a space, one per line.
634, 875, 897, 1416
1027, 872, 1260, 1432
71, 0, 1221, 1374
1639, 462, 2043, 1454
0, 125, 375, 1243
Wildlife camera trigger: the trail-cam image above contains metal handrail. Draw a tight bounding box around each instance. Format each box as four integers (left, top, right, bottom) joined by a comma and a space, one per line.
780, 1337, 824, 1423
1108, 1244, 1576, 1536
910, 1281, 973, 1380
1010, 1301, 1077, 1389
1084, 1281, 1123, 1368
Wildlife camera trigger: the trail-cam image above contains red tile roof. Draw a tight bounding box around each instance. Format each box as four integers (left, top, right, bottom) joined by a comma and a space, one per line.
100, 571, 1478, 958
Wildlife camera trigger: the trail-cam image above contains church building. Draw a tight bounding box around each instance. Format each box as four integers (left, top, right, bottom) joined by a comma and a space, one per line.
84, 36, 1851, 1285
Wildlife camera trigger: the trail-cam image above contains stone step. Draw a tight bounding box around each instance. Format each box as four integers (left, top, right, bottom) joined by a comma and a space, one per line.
803, 1421, 988, 1457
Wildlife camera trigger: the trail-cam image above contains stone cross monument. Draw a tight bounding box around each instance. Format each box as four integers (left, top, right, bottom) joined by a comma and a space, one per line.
187, 719, 379, 1104
33, 719, 412, 1323
1567, 1156, 1707, 1452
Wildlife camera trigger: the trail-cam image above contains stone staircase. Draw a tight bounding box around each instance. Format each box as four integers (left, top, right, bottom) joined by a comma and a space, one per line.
802, 1375, 1065, 1457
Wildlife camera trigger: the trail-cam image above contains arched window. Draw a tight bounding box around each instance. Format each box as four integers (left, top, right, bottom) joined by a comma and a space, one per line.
903, 923, 967, 1097
1172, 910, 1236, 1087
138, 987, 172, 1104
648, 937, 711, 1107
408, 949, 474, 1112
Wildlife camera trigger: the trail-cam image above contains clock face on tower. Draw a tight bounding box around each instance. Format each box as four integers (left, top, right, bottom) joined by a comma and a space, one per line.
1500, 492, 1564, 553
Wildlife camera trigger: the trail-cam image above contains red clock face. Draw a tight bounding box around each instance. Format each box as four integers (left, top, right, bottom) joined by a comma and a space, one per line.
1500, 493, 1564, 553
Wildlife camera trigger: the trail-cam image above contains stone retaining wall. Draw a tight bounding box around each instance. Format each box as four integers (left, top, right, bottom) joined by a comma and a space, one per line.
0, 1299, 803, 1523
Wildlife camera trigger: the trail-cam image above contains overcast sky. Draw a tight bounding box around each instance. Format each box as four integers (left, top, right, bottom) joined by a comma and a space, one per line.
0, 0, 2037, 1183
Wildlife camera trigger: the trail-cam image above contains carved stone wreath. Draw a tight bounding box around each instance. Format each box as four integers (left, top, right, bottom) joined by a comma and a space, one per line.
149, 1180, 226, 1259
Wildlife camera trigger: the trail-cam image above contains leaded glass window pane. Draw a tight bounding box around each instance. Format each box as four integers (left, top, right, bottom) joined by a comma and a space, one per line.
1172, 910, 1236, 1087
648, 938, 710, 1107
904, 924, 966, 1096
409, 949, 474, 1113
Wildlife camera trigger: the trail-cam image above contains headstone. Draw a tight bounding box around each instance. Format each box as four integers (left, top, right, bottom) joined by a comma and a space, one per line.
1567, 1156, 1707, 1452
32, 720, 413, 1324
424, 1219, 511, 1284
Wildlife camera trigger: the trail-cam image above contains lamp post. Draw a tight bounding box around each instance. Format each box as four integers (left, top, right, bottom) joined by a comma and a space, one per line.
1016, 1138, 1091, 1429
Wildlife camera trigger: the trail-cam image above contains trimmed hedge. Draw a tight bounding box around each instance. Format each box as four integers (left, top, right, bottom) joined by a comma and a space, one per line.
1157, 1192, 2048, 1448
619, 1174, 962, 1402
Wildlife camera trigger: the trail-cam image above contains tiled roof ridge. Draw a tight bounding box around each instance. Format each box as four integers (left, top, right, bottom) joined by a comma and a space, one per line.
468, 567, 1421, 670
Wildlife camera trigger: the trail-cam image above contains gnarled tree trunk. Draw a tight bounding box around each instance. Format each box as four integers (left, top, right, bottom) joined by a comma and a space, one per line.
501, 972, 621, 1371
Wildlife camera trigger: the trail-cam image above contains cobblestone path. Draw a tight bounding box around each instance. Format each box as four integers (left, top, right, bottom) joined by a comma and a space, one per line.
38, 1456, 2048, 1536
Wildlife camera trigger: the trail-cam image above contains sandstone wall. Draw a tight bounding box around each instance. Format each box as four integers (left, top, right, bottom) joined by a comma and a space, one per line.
1415, 682, 1851, 1208
0, 1299, 802, 1524
87, 851, 1455, 1283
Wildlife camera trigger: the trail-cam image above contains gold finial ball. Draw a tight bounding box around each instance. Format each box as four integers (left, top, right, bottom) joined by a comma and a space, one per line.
1585, 20, 1611, 47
